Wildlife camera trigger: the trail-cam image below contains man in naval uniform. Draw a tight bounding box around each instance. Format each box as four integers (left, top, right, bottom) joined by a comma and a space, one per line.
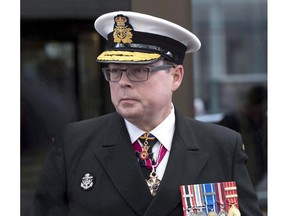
33, 11, 263, 216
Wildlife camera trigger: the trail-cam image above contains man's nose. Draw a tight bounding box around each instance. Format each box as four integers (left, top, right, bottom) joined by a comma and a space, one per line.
118, 71, 133, 87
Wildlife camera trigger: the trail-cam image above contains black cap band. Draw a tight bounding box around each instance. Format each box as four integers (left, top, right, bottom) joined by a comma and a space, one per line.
107, 31, 187, 64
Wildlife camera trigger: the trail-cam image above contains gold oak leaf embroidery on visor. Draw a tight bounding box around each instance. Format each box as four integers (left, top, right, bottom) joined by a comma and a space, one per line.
97, 51, 161, 62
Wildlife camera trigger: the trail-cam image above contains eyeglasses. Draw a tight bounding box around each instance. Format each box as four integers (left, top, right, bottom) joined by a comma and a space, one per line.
102, 64, 175, 82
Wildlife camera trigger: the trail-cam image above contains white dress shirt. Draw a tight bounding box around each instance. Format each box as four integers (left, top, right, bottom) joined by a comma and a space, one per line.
124, 105, 175, 180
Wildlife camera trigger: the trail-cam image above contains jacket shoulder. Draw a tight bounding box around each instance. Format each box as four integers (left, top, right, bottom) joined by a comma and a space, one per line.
68, 112, 117, 127
59, 112, 123, 149
177, 113, 242, 152
182, 114, 239, 138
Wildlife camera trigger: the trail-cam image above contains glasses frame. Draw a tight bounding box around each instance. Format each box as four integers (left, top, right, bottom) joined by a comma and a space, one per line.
102, 64, 175, 82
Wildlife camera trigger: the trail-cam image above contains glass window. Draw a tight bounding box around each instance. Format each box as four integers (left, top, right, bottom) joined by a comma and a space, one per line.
192, 0, 267, 118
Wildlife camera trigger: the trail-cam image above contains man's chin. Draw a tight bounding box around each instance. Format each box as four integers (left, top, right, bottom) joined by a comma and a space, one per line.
117, 108, 142, 120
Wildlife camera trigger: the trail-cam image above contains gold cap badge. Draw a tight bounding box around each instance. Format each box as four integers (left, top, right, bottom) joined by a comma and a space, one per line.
113, 15, 133, 44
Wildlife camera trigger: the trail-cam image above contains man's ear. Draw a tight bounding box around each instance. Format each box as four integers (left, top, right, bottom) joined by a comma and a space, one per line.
171, 65, 184, 92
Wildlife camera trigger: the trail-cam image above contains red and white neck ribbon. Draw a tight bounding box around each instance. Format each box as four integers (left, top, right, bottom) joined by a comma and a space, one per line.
133, 138, 167, 170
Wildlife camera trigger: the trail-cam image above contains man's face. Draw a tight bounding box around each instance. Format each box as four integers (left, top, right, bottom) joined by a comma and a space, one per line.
107, 60, 184, 128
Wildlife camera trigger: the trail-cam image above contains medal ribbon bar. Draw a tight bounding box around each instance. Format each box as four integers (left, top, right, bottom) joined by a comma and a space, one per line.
193, 184, 206, 214
223, 181, 241, 216
202, 183, 217, 214
215, 182, 227, 213
180, 185, 196, 216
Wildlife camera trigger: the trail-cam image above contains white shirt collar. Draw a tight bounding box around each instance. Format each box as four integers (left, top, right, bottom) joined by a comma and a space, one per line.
124, 105, 175, 152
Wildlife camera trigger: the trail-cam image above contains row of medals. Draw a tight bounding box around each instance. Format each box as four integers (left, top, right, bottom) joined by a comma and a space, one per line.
186, 204, 241, 216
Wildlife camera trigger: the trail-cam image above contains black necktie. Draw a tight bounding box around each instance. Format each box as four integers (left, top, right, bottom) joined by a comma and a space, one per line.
136, 133, 158, 179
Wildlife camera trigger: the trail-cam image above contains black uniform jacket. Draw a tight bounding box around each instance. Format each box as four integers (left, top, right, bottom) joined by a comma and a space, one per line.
33, 111, 263, 216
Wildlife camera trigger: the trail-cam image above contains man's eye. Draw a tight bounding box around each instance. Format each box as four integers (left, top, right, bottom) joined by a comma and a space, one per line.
132, 68, 145, 73
110, 69, 120, 73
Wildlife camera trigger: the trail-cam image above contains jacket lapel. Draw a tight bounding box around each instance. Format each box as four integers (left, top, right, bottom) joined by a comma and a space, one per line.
144, 111, 209, 216
93, 113, 152, 215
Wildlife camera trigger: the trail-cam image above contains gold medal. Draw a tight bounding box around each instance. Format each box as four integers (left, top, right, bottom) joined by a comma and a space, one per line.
208, 210, 217, 216
186, 208, 197, 216
228, 204, 241, 216
195, 207, 207, 216
196, 210, 207, 216
217, 209, 228, 216
139, 134, 151, 160
139, 150, 149, 160
139, 142, 150, 160
146, 166, 160, 196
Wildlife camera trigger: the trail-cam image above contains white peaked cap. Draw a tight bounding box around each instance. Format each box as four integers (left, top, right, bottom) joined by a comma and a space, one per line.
95, 11, 201, 64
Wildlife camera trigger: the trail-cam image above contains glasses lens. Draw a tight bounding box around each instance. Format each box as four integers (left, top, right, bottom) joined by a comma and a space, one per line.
103, 68, 122, 81
110, 68, 122, 81
128, 67, 149, 81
